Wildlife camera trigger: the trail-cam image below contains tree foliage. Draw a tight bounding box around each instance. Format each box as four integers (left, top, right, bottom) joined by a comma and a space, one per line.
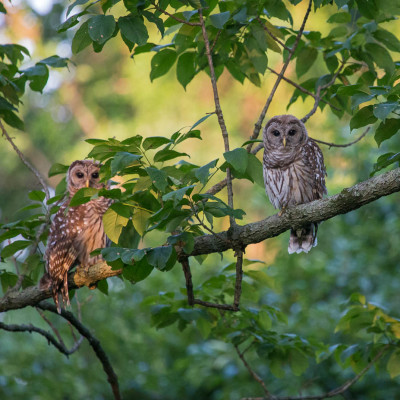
1, 0, 400, 399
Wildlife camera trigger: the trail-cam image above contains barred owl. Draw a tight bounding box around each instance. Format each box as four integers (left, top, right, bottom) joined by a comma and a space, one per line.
263, 115, 327, 254
43, 160, 111, 313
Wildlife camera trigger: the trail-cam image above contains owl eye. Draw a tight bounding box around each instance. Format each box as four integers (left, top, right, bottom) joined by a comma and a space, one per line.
76, 172, 84, 178
91, 172, 99, 179
272, 130, 280, 137
288, 129, 297, 136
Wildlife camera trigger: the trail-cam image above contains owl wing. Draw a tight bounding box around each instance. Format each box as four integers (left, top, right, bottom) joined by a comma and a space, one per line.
303, 139, 327, 199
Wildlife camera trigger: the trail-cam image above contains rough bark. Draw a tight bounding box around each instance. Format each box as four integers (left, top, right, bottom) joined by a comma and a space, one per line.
1, 167, 399, 313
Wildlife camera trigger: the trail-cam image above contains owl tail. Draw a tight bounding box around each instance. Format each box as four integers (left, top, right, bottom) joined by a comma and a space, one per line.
288, 224, 318, 254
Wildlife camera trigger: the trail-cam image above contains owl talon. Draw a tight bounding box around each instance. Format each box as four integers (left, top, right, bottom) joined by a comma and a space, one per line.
278, 206, 286, 217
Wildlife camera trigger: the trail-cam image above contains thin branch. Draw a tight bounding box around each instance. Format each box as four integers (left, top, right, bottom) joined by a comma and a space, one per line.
240, 344, 391, 400
149, 0, 201, 26
0, 120, 50, 200
248, 0, 313, 151
0, 321, 80, 356
180, 256, 240, 311
311, 127, 370, 149
233, 250, 243, 309
36, 307, 66, 348
235, 344, 275, 399
38, 301, 121, 400
199, 8, 235, 225
256, 17, 290, 51
266, 67, 341, 111
301, 61, 345, 123
210, 30, 222, 53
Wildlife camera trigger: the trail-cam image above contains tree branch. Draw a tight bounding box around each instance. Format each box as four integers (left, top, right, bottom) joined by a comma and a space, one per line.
2, 168, 400, 313
37, 301, 121, 400
199, 8, 235, 225
0, 321, 81, 356
256, 17, 290, 51
248, 0, 312, 151
240, 344, 390, 400
311, 127, 370, 149
149, 0, 201, 26
0, 120, 50, 201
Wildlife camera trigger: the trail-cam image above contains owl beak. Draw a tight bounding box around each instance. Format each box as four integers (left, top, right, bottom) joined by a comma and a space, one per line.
85, 179, 90, 188
282, 137, 287, 147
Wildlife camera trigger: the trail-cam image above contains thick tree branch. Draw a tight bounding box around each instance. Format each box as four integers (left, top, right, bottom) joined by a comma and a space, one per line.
1, 168, 400, 313
248, 0, 312, 151
37, 301, 121, 400
199, 8, 235, 225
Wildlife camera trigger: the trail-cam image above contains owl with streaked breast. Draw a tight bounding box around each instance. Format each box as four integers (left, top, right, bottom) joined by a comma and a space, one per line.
263, 115, 327, 254
43, 160, 111, 313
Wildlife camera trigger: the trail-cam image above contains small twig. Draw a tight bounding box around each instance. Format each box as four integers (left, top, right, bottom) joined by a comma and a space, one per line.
0, 321, 80, 356
36, 307, 66, 348
0, 120, 50, 200
248, 0, 313, 152
149, 0, 201, 26
311, 127, 370, 149
235, 344, 275, 399
256, 17, 290, 51
210, 30, 222, 53
199, 8, 235, 226
38, 301, 121, 400
233, 250, 243, 309
302, 61, 345, 123
239, 344, 391, 400
267, 67, 341, 111
180, 256, 240, 311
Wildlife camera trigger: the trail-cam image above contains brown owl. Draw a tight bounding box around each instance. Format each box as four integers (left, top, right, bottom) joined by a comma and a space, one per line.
43, 160, 111, 312
263, 115, 327, 254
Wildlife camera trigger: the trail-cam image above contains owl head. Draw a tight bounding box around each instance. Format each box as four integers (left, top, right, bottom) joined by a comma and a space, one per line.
67, 160, 103, 195
263, 115, 308, 151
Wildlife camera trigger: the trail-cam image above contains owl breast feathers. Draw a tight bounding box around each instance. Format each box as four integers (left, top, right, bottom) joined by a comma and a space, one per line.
42, 160, 111, 313
263, 115, 327, 254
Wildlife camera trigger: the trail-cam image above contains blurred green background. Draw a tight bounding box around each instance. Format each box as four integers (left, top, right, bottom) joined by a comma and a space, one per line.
1, 1, 400, 399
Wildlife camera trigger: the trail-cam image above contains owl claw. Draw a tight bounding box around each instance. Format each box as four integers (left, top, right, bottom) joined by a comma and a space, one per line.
278, 206, 287, 217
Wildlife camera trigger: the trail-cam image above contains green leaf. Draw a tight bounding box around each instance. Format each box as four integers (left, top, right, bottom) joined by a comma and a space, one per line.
150, 49, 177, 81
132, 208, 152, 236
72, 20, 92, 54
350, 105, 377, 130
0, 2, 6, 13
147, 246, 173, 270
39, 55, 69, 68
365, 43, 394, 75
374, 119, 400, 146
146, 167, 168, 192
177, 52, 196, 89
48, 163, 69, 177
371, 152, 400, 175
111, 152, 142, 175
69, 187, 98, 207
373, 28, 400, 52
190, 113, 215, 130
296, 47, 318, 78
162, 185, 195, 206
194, 159, 218, 185
97, 279, 108, 295
57, 13, 84, 33
154, 149, 188, 162
245, 37, 268, 75
142, 136, 171, 150
123, 258, 153, 282
118, 15, 149, 46
175, 24, 198, 54
67, 0, 89, 17
88, 15, 116, 44
373, 103, 398, 121
246, 153, 264, 186
1, 240, 31, 258
142, 10, 164, 37
223, 148, 249, 174
28, 190, 45, 202
289, 349, 309, 376
209, 11, 230, 29
102, 208, 129, 243
387, 350, 400, 378
327, 12, 351, 23
0, 271, 18, 292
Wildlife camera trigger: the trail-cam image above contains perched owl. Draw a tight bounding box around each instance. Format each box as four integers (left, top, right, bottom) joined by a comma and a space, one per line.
263, 115, 327, 254
43, 160, 111, 313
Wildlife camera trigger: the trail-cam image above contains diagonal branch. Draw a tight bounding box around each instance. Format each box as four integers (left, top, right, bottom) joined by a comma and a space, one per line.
0, 120, 50, 201
240, 344, 390, 400
199, 8, 235, 225
0, 321, 81, 356
256, 17, 290, 51
248, 0, 313, 152
1, 168, 400, 313
38, 301, 121, 400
